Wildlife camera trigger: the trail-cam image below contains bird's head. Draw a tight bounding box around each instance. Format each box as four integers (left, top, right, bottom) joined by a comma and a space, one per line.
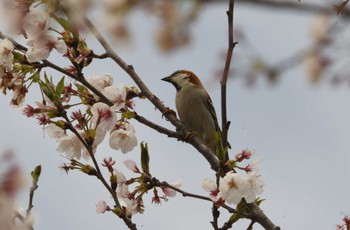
161, 70, 203, 91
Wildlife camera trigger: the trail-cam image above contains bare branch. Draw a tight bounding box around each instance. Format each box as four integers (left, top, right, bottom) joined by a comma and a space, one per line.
221, 0, 237, 156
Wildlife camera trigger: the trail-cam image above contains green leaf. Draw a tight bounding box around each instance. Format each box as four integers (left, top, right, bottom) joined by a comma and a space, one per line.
31, 71, 41, 83
75, 83, 88, 93
122, 111, 136, 119
40, 83, 54, 101
55, 76, 65, 96
31, 165, 42, 185
214, 131, 227, 162
140, 142, 150, 174
229, 213, 241, 224
53, 15, 71, 32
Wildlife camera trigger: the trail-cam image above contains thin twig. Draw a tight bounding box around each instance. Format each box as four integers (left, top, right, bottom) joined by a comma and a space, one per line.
211, 204, 220, 230
26, 183, 37, 216
221, 0, 237, 155
134, 113, 179, 138
157, 181, 213, 201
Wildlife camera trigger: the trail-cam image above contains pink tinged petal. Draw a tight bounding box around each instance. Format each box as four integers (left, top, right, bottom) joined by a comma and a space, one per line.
123, 160, 140, 173
202, 178, 220, 202
26, 45, 50, 63
26, 34, 67, 63
109, 124, 137, 154
91, 102, 116, 131
56, 134, 83, 160
45, 124, 66, 139
163, 179, 182, 197
202, 178, 216, 192
96, 200, 108, 213
113, 170, 126, 184
54, 39, 67, 54
23, 7, 50, 35
86, 74, 113, 92
103, 84, 127, 110
117, 183, 130, 198
0, 38, 14, 69
120, 198, 138, 215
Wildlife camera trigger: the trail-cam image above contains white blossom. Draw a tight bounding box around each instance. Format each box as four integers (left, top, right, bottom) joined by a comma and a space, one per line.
56, 133, 83, 160
91, 102, 117, 131
117, 183, 130, 198
23, 7, 50, 36
202, 178, 220, 202
45, 124, 66, 139
219, 170, 265, 205
123, 160, 140, 173
120, 198, 138, 215
86, 73, 113, 92
109, 123, 137, 154
26, 34, 67, 63
102, 84, 126, 111
219, 172, 246, 205
0, 38, 14, 69
162, 179, 182, 197
96, 200, 108, 214
113, 169, 126, 185
242, 172, 265, 203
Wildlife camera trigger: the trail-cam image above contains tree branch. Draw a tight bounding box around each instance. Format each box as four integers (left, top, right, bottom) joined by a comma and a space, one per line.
221, 0, 237, 155
234, 0, 350, 17
134, 113, 179, 138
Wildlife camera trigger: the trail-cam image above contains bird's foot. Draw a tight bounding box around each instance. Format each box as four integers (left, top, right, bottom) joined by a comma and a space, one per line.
162, 107, 177, 120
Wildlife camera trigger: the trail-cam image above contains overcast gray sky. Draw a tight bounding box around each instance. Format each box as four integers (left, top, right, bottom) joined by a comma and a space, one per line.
1, 2, 350, 230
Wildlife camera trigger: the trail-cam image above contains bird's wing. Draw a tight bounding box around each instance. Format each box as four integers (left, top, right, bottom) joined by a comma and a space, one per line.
206, 96, 221, 132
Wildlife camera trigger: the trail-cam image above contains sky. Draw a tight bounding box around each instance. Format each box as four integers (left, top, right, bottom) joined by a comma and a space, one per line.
1, 2, 350, 230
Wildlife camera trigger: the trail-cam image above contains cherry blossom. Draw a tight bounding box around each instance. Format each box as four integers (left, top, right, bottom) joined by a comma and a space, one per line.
91, 102, 117, 131
119, 198, 139, 215
117, 183, 130, 198
113, 169, 126, 185
102, 84, 127, 111
218, 172, 246, 205
56, 133, 84, 160
219, 170, 265, 205
202, 178, 220, 202
0, 38, 14, 69
109, 122, 137, 154
96, 200, 109, 214
44, 124, 66, 139
241, 172, 265, 203
161, 179, 182, 198
23, 7, 50, 36
26, 33, 67, 63
123, 160, 140, 173
86, 73, 113, 92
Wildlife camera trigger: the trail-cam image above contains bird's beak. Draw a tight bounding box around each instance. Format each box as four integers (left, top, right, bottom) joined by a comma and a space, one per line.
161, 75, 173, 83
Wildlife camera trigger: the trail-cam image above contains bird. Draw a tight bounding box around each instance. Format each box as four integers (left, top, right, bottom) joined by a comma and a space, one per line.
162, 70, 220, 154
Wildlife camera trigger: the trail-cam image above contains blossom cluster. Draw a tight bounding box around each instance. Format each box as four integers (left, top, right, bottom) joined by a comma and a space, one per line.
336, 215, 350, 230
202, 149, 265, 205
23, 72, 139, 160
96, 158, 182, 215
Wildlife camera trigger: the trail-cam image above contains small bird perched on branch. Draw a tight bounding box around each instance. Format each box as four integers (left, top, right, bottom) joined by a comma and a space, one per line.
162, 70, 220, 154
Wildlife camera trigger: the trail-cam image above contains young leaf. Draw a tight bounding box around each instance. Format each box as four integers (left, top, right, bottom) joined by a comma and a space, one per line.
53, 15, 71, 32
56, 76, 65, 96
140, 142, 150, 174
